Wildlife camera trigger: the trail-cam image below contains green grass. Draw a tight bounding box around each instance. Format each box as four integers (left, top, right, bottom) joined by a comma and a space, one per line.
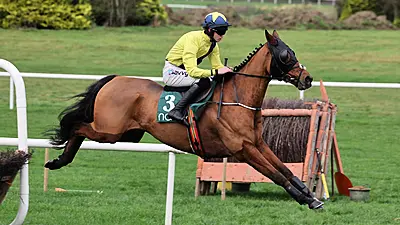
1, 27, 399, 82
0, 27, 400, 225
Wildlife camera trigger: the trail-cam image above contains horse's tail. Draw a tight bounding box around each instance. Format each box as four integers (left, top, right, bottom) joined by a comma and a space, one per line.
48, 75, 117, 148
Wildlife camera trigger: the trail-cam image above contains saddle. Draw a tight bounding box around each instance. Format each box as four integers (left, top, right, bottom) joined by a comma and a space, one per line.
157, 81, 217, 157
157, 81, 216, 123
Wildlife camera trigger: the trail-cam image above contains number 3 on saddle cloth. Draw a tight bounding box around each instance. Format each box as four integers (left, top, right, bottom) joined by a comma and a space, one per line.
156, 81, 217, 157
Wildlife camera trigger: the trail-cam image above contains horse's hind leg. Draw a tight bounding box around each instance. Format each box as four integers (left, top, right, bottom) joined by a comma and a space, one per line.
45, 123, 123, 170
237, 141, 323, 209
45, 135, 85, 170
258, 141, 316, 201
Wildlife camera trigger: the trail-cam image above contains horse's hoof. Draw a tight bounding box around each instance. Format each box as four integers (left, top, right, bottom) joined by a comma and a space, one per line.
44, 160, 63, 170
309, 198, 324, 210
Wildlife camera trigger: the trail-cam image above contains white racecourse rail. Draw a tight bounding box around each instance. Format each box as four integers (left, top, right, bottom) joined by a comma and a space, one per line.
1, 68, 399, 224
1, 72, 399, 110
0, 60, 29, 225
0, 138, 185, 225
0, 64, 184, 225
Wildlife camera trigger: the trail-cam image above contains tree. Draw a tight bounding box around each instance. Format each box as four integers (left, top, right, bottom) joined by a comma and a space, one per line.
109, 0, 136, 26
378, 0, 399, 25
338, 0, 377, 21
90, 0, 167, 27
337, 0, 399, 26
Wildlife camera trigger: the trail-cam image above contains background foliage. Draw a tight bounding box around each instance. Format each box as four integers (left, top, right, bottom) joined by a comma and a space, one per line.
0, 0, 92, 29
337, 0, 399, 24
0, 0, 398, 29
87, 0, 167, 26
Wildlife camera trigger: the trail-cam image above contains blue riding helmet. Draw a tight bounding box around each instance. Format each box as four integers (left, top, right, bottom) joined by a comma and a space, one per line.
202, 12, 231, 29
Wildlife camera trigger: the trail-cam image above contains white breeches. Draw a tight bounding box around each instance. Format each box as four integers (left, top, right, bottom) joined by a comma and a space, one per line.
162, 61, 199, 87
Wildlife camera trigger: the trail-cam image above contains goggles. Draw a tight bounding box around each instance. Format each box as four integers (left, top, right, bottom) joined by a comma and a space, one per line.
212, 27, 228, 36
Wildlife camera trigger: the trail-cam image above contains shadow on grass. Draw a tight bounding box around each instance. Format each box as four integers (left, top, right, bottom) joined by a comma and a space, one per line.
202, 188, 292, 202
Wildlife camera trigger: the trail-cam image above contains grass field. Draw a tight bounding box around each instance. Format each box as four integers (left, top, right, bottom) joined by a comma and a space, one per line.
0, 27, 400, 225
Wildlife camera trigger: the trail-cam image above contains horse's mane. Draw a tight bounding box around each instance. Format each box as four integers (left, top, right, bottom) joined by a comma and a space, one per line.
233, 43, 264, 72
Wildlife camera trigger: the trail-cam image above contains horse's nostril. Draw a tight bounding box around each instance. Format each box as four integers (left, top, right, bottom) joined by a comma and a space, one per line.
305, 76, 313, 85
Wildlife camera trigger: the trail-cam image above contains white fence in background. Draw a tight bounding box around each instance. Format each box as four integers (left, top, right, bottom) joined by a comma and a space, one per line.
166, 0, 336, 6
1, 72, 400, 110
165, 3, 208, 8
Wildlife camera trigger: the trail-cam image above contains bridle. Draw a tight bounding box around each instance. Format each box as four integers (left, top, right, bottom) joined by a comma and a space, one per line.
213, 43, 306, 114
231, 43, 304, 84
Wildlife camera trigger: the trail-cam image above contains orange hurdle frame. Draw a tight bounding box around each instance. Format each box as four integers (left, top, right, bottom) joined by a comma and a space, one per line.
195, 81, 342, 199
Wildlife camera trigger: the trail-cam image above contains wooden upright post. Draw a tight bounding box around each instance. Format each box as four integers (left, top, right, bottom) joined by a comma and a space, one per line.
43, 148, 49, 192
221, 157, 228, 200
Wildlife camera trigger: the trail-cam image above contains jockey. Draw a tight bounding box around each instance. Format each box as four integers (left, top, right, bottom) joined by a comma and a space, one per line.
163, 11, 233, 124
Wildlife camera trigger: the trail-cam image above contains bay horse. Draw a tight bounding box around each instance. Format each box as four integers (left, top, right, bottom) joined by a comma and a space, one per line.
45, 30, 323, 209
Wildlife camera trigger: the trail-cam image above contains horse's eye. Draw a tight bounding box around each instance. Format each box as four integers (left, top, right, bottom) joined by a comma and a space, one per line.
279, 50, 290, 64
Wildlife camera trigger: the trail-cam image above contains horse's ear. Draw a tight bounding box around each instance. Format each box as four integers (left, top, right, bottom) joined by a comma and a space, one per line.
272, 30, 280, 39
265, 30, 277, 46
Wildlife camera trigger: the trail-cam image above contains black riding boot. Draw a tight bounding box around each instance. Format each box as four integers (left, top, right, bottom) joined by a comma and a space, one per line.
284, 183, 324, 209
167, 83, 204, 126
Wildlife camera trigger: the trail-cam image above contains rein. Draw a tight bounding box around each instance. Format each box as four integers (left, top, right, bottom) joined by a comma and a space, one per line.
213, 62, 303, 114
233, 66, 304, 84
213, 42, 305, 116
231, 71, 269, 79
212, 72, 268, 113
232, 71, 297, 81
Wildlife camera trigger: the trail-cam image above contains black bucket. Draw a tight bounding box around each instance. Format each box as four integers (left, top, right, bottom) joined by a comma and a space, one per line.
232, 182, 251, 193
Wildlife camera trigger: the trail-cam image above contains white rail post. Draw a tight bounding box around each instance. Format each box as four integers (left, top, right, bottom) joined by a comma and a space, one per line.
9, 76, 14, 110
165, 152, 176, 225
0, 59, 29, 225
300, 90, 304, 100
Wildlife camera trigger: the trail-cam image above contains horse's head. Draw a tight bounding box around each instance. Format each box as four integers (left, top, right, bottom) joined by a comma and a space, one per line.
265, 30, 313, 90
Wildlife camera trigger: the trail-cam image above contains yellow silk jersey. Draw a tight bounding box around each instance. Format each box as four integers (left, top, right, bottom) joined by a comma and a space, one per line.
165, 30, 224, 78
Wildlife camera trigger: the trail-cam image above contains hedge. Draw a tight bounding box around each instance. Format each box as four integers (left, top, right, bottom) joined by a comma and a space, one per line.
0, 0, 92, 29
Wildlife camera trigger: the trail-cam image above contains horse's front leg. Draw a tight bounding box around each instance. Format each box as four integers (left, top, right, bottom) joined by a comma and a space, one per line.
236, 141, 323, 209
257, 140, 317, 202
254, 114, 317, 201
